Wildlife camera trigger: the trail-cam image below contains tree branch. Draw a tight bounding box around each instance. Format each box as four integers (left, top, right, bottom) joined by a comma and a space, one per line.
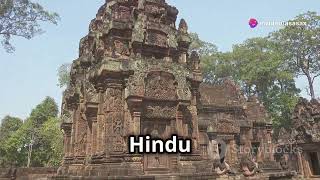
312, 73, 320, 83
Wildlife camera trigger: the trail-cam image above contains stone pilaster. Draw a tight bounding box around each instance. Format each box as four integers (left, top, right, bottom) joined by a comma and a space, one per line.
190, 91, 200, 154
127, 97, 143, 136
61, 123, 73, 158
69, 107, 77, 159
176, 110, 184, 136
91, 117, 98, 156
105, 79, 125, 156
132, 112, 141, 136
96, 85, 106, 156
229, 139, 238, 165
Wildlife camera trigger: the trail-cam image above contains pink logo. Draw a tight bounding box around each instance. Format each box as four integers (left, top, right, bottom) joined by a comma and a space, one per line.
249, 18, 258, 28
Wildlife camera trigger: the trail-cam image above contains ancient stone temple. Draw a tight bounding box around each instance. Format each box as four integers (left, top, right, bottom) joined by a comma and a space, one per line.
57, 0, 295, 179
198, 83, 279, 174
59, 0, 202, 176
277, 98, 320, 178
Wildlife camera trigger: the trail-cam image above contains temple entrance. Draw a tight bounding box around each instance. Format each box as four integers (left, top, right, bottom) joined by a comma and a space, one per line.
309, 152, 320, 175
251, 142, 260, 159
142, 120, 171, 174
218, 141, 227, 164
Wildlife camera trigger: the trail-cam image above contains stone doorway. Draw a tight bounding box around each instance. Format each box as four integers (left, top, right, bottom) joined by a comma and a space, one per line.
142, 120, 172, 174
309, 152, 320, 175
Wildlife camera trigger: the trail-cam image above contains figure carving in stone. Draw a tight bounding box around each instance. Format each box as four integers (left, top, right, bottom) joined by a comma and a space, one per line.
137, 0, 145, 10
208, 140, 220, 161
279, 155, 289, 170
132, 13, 147, 43
212, 159, 233, 175
240, 155, 261, 177
112, 40, 129, 58
178, 19, 188, 34
190, 51, 200, 71
145, 72, 177, 100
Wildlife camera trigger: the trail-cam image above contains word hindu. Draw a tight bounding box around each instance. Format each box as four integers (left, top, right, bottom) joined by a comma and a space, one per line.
128, 135, 192, 154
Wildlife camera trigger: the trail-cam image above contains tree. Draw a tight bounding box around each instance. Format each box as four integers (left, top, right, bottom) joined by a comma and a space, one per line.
29, 96, 58, 126
232, 37, 300, 129
25, 96, 59, 167
189, 32, 218, 56
0, 0, 60, 52
57, 63, 71, 88
0, 116, 23, 167
0, 119, 32, 167
0, 97, 61, 168
0, 116, 23, 141
38, 117, 63, 167
271, 11, 320, 99
201, 51, 238, 84
189, 33, 232, 84
199, 35, 301, 130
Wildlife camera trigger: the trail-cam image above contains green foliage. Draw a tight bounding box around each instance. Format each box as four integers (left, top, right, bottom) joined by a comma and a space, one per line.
0, 97, 63, 168
189, 32, 232, 84
201, 52, 238, 84
264, 83, 299, 129
189, 32, 218, 56
232, 37, 295, 95
0, 116, 23, 141
230, 37, 300, 129
0, 0, 60, 52
57, 63, 71, 88
0, 119, 32, 167
0, 116, 23, 167
271, 11, 320, 99
195, 34, 300, 130
29, 97, 59, 126
35, 117, 63, 167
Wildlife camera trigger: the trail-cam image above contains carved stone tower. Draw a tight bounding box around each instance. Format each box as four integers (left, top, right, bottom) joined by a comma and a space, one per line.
57, 0, 295, 179
59, 0, 203, 176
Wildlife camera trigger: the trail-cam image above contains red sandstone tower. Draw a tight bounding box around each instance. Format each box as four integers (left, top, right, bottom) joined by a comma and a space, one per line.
57, 0, 293, 179
59, 0, 203, 177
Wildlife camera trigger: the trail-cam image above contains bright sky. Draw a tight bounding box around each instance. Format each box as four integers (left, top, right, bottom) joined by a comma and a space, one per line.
0, 0, 319, 120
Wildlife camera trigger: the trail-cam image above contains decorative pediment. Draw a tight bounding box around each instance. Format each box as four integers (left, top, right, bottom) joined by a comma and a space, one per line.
207, 113, 240, 134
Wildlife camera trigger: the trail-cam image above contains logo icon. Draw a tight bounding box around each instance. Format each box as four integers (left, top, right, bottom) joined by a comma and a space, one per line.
249, 18, 258, 28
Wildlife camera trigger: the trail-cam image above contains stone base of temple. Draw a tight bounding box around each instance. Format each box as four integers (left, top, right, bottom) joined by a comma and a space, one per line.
57, 163, 145, 177
51, 171, 297, 180
54, 158, 297, 180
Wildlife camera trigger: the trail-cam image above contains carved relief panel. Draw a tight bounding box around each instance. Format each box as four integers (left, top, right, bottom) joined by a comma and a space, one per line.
79, 36, 95, 57
144, 101, 177, 119
145, 71, 177, 100
145, 3, 166, 23
111, 4, 131, 22
209, 112, 240, 134
146, 30, 168, 47
74, 106, 88, 157
104, 87, 125, 153
84, 81, 99, 103
114, 39, 129, 57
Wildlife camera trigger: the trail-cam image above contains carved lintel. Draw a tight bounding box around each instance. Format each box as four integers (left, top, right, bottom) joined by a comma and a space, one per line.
124, 154, 143, 163
179, 154, 202, 161
61, 123, 73, 135
127, 97, 143, 111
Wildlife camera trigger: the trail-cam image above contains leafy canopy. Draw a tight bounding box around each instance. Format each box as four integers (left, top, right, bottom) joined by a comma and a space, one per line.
0, 116, 23, 141
0, 97, 63, 167
271, 11, 320, 99
0, 0, 60, 52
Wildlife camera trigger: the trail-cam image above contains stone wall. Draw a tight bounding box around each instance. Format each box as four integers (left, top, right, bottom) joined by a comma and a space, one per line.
0, 167, 57, 180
